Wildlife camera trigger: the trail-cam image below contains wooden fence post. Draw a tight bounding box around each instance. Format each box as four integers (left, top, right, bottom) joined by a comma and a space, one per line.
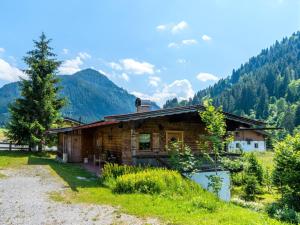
9, 142, 12, 151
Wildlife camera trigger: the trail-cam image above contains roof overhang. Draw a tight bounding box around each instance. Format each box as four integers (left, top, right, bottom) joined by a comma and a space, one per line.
105, 105, 265, 127
47, 127, 73, 134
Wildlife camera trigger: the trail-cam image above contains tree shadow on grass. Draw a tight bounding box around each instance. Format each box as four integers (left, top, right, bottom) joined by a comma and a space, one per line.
27, 154, 102, 191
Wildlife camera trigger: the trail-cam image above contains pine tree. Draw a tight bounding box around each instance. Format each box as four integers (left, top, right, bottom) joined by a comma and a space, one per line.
295, 104, 300, 127
6, 33, 65, 150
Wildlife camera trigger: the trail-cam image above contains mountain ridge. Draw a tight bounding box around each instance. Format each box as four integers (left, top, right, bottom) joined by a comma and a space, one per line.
164, 31, 300, 135
0, 68, 159, 125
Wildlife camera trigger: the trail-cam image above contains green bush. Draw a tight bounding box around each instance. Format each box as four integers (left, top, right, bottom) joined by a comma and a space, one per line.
113, 168, 189, 194
272, 134, 300, 210
266, 202, 300, 224
168, 142, 198, 175
231, 172, 244, 186
101, 163, 143, 181
242, 175, 260, 201
245, 153, 264, 185
221, 157, 244, 173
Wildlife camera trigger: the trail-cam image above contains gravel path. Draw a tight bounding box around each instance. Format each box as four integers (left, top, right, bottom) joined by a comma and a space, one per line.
0, 166, 159, 225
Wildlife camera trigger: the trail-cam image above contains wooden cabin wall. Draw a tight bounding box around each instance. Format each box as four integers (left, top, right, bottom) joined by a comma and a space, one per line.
81, 129, 95, 160
57, 133, 64, 158
234, 130, 265, 141
70, 130, 82, 162
131, 116, 207, 155
92, 124, 131, 164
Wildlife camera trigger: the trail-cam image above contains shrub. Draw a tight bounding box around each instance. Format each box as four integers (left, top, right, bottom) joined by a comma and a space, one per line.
272, 134, 300, 210
101, 163, 143, 181
221, 157, 244, 173
207, 174, 223, 197
113, 168, 188, 194
245, 153, 264, 185
231, 172, 244, 186
168, 142, 198, 175
266, 202, 300, 224
242, 175, 260, 201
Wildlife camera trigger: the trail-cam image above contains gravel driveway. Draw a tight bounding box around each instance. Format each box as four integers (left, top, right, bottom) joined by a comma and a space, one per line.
0, 165, 159, 225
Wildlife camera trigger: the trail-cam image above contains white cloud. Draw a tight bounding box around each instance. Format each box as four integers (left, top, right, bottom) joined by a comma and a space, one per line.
120, 58, 154, 75
156, 24, 167, 31
59, 56, 83, 75
163, 79, 194, 101
0, 58, 26, 82
182, 39, 198, 45
168, 42, 179, 48
131, 91, 152, 101
202, 34, 212, 41
148, 76, 161, 87
168, 39, 197, 48
171, 21, 188, 33
59, 52, 91, 75
120, 73, 130, 82
132, 79, 194, 106
0, 48, 5, 53
78, 52, 91, 60
177, 59, 186, 64
109, 62, 122, 70
62, 48, 69, 54
196, 72, 219, 82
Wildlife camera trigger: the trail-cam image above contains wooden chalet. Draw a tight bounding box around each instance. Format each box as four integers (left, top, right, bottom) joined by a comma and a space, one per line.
51, 99, 266, 167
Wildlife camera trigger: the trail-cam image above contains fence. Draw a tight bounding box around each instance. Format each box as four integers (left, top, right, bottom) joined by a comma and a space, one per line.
0, 142, 29, 151
0, 142, 57, 151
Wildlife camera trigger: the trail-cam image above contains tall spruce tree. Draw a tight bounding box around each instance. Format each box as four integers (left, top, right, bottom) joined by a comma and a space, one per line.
6, 33, 65, 150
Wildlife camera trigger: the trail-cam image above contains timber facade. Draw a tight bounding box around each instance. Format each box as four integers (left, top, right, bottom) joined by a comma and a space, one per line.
52, 101, 266, 166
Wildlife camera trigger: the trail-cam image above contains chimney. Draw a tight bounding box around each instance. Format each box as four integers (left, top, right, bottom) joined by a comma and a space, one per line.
135, 98, 151, 113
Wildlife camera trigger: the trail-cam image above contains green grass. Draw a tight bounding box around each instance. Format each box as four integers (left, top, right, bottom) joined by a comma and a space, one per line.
0, 151, 286, 225
253, 151, 275, 171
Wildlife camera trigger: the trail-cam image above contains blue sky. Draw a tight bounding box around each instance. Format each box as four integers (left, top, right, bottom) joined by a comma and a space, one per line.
0, 0, 299, 106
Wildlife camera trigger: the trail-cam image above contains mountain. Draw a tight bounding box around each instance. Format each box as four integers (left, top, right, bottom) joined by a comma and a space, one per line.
0, 69, 159, 125
164, 31, 300, 136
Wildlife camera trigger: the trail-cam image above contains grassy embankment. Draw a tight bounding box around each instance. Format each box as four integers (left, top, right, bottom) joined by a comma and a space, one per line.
0, 151, 286, 225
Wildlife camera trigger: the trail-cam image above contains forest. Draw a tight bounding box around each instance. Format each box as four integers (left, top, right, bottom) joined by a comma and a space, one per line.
164, 31, 300, 140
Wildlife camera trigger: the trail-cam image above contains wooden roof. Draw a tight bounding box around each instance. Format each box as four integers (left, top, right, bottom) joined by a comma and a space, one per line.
50, 105, 266, 134
73, 120, 119, 130
105, 105, 265, 126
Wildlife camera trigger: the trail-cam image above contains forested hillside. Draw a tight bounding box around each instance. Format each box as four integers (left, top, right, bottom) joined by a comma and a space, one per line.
0, 69, 159, 125
164, 31, 300, 138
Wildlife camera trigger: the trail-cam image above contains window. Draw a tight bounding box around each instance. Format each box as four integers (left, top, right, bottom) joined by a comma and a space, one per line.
246, 139, 252, 145
139, 133, 151, 150
166, 131, 184, 145
254, 143, 258, 148
236, 143, 241, 148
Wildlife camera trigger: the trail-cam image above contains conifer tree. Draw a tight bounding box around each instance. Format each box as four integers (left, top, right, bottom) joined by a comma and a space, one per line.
6, 33, 65, 150
294, 104, 300, 127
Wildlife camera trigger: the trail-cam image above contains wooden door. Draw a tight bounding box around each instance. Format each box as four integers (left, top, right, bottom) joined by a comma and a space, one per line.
71, 134, 81, 162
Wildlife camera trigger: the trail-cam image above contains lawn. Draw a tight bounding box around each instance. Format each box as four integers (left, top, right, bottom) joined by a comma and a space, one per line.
0, 151, 286, 225
254, 151, 275, 170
